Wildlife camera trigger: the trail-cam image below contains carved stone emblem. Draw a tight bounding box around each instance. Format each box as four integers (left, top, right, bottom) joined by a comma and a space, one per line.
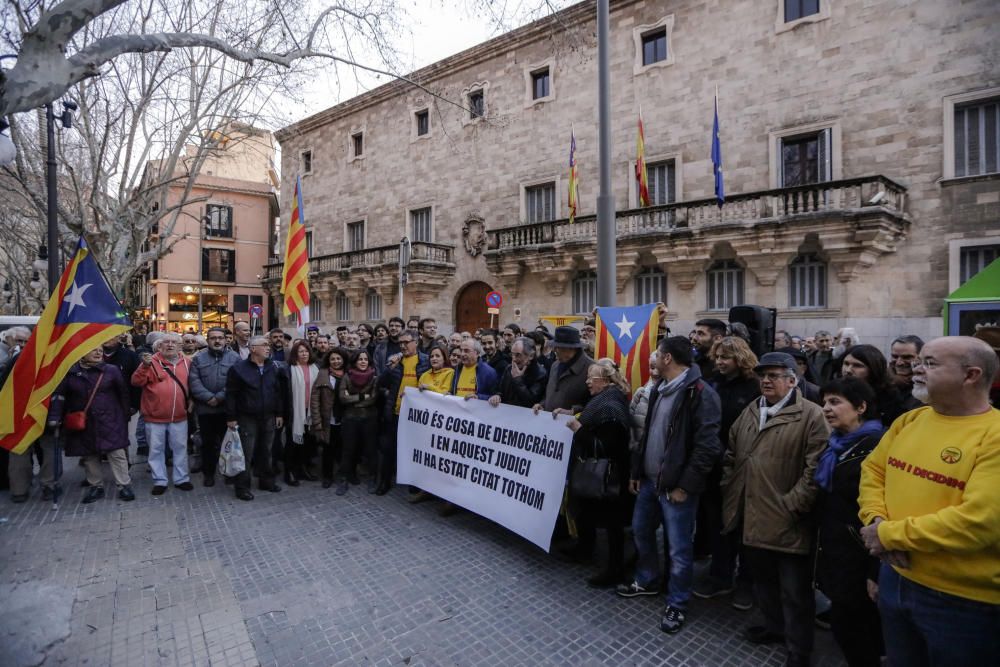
463, 215, 486, 257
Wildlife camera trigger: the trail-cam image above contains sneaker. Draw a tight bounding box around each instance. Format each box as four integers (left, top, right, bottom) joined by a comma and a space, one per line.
742, 625, 784, 645
660, 606, 686, 634
732, 584, 754, 611
814, 609, 831, 630
151, 485, 167, 496
693, 578, 734, 599
616, 581, 659, 598
175, 482, 194, 491
118, 486, 136, 502
82, 486, 105, 504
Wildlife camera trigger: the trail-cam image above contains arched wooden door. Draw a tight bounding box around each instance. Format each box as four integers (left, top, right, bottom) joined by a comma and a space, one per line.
454, 281, 493, 334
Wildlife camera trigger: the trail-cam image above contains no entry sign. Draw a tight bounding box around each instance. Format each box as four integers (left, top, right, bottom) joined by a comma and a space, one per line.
486, 291, 502, 309
249, 304, 263, 318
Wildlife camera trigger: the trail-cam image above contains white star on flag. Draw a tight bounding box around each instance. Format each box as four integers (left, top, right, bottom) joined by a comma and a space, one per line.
615, 313, 636, 339
63, 281, 93, 315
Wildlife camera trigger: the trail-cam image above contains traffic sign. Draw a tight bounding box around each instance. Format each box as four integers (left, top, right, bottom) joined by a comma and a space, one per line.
486, 291, 502, 309
249, 304, 263, 318
487, 307, 501, 315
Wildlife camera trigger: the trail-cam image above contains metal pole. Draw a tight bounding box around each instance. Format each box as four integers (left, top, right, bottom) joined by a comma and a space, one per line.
197, 217, 205, 331
45, 104, 59, 292
596, 0, 616, 308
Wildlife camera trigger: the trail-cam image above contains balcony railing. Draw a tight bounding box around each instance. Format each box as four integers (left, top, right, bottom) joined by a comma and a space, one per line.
262, 241, 455, 281
489, 175, 906, 252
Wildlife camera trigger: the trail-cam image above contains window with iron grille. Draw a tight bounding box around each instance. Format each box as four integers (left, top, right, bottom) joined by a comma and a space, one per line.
525, 182, 556, 223
347, 221, 365, 251
415, 109, 429, 136
788, 254, 827, 308
784, 0, 819, 22
201, 248, 235, 282
468, 90, 484, 119
960, 244, 1000, 285
572, 271, 597, 314
634, 267, 667, 305
707, 260, 745, 311
646, 160, 676, 205
366, 290, 383, 320
310, 294, 323, 321
335, 293, 350, 322
205, 204, 233, 238
532, 69, 550, 100
954, 98, 1000, 177
410, 207, 432, 243
641, 29, 667, 66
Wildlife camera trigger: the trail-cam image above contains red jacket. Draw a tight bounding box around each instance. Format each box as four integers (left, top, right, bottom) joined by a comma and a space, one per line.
131, 353, 191, 423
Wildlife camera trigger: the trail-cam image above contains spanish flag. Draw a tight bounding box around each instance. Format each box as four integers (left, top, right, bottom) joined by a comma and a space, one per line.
594, 304, 659, 395
280, 175, 310, 325
0, 237, 131, 453
636, 112, 651, 207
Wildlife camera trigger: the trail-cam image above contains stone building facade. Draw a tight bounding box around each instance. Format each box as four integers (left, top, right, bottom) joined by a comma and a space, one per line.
268, 0, 1000, 350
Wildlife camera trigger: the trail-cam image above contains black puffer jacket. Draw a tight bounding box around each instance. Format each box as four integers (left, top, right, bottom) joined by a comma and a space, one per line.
496, 361, 548, 408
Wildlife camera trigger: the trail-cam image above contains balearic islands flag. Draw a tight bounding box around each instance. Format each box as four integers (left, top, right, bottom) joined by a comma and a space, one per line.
0, 237, 131, 453
594, 303, 659, 395
280, 175, 310, 326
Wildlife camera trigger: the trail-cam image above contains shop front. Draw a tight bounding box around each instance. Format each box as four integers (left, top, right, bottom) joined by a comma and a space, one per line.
165, 285, 232, 333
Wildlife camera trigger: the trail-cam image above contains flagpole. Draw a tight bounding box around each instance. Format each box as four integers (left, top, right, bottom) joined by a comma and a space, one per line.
596, 0, 616, 308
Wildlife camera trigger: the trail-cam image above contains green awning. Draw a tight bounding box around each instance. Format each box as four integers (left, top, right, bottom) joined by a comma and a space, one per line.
947, 258, 1000, 301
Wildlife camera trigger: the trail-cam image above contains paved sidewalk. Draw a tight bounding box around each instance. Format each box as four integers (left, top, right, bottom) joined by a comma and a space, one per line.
0, 457, 846, 667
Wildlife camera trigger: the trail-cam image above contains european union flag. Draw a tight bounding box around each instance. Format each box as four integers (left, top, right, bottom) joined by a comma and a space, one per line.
712, 94, 724, 208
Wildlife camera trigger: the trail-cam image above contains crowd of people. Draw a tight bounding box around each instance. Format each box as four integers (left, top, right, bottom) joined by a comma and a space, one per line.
3, 314, 999, 667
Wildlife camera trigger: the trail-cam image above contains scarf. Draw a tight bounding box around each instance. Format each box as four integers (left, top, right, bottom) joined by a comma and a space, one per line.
815, 419, 885, 492
289, 363, 317, 444
758, 388, 795, 431
347, 366, 374, 390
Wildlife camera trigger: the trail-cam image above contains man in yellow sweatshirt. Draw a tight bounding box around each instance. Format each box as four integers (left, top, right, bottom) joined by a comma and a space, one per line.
859, 336, 1000, 666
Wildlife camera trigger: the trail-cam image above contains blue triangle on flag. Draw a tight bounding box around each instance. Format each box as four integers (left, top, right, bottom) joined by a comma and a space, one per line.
54, 239, 132, 326
597, 303, 657, 357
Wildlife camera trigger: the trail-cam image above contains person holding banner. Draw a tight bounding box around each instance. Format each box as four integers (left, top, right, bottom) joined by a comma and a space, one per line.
490, 337, 548, 409
376, 331, 428, 495
418, 345, 455, 395
449, 339, 499, 400
562, 359, 633, 587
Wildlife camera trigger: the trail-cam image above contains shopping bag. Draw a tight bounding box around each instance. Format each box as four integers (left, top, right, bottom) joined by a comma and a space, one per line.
218, 428, 246, 477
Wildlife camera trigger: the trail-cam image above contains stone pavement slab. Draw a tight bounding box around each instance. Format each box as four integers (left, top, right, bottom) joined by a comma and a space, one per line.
0, 455, 846, 666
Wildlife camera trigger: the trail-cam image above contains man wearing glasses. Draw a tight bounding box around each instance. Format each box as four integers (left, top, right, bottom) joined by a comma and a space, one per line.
189, 327, 241, 487
376, 332, 428, 495
721, 352, 828, 667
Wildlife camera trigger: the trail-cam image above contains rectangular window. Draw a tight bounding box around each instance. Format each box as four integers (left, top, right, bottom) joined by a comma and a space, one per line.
310, 294, 323, 321
641, 29, 667, 66
954, 98, 1000, 177
205, 204, 233, 238
785, 0, 820, 22
410, 207, 432, 243
780, 129, 831, 187
202, 248, 235, 283
335, 294, 350, 322
301, 150, 312, 174
634, 269, 666, 305
532, 69, 550, 100
305, 230, 313, 259
707, 261, 745, 311
960, 244, 1000, 284
572, 273, 597, 314
352, 132, 364, 157
525, 182, 556, 223
469, 90, 485, 119
646, 160, 676, 206
415, 109, 429, 136
234, 294, 249, 313
789, 255, 827, 308
366, 291, 382, 320
347, 221, 365, 252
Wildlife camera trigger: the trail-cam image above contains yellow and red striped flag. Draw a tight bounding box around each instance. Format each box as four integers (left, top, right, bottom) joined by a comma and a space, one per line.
0, 237, 131, 453
280, 175, 310, 325
568, 128, 579, 224
636, 112, 651, 207
594, 303, 659, 395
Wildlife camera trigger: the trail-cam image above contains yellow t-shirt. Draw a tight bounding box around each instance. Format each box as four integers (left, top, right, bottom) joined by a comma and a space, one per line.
858, 406, 1000, 603
394, 355, 421, 414
455, 364, 478, 397
419, 368, 455, 395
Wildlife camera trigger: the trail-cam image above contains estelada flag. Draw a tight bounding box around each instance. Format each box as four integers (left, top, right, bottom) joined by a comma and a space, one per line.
0, 237, 131, 453
594, 303, 659, 395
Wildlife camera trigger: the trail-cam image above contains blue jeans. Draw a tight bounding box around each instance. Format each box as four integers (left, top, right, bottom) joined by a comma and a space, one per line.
631, 478, 699, 610
146, 420, 189, 486
879, 563, 1000, 667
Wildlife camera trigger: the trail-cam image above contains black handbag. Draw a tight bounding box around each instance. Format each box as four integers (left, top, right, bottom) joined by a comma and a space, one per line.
570, 437, 619, 500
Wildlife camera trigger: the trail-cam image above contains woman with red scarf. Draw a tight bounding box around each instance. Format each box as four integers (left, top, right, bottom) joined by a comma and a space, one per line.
335, 349, 379, 495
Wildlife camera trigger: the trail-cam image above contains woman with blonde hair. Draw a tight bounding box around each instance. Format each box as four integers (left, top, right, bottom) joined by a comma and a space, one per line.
559, 357, 633, 587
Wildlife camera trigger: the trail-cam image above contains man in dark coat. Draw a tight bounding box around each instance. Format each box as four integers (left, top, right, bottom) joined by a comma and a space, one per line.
536, 326, 594, 413
49, 348, 135, 503
190, 327, 241, 487
619, 336, 722, 636
376, 330, 429, 494
489, 337, 547, 408
225, 336, 286, 500
480, 329, 510, 378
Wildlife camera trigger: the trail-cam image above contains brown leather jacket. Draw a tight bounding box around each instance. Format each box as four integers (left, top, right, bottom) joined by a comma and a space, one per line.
310, 369, 341, 443
721, 390, 829, 555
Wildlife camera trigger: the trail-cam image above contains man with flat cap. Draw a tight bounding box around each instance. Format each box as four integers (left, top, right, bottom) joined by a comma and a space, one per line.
721, 351, 828, 667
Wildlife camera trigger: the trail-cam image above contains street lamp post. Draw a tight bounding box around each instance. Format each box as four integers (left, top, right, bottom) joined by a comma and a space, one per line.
197, 214, 209, 331
44, 101, 77, 292
398, 236, 411, 320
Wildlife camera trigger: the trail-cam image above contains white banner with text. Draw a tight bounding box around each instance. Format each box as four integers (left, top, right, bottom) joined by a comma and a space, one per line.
396, 387, 574, 551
